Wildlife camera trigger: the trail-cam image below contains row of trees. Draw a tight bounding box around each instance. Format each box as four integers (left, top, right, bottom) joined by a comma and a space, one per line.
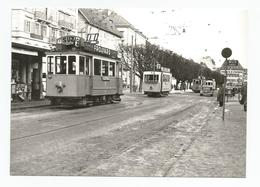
120, 42, 224, 92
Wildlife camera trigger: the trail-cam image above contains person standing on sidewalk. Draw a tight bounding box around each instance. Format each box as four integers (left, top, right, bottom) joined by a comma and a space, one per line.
217, 85, 224, 107
239, 82, 247, 111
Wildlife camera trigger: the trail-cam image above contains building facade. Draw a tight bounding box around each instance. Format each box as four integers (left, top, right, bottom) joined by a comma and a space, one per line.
105, 11, 148, 90
77, 9, 122, 51
11, 8, 77, 101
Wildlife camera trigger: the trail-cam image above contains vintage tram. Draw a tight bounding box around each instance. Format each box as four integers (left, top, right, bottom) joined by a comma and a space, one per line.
45, 35, 123, 106
143, 67, 172, 97
191, 78, 202, 93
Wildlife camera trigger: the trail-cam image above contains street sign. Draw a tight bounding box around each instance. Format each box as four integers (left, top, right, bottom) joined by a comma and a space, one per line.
221, 48, 232, 58
228, 60, 238, 66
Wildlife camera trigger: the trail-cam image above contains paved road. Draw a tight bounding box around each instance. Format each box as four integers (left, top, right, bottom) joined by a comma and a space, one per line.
10, 92, 245, 176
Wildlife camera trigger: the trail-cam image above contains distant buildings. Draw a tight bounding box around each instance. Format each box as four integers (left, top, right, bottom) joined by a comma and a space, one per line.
219, 59, 247, 86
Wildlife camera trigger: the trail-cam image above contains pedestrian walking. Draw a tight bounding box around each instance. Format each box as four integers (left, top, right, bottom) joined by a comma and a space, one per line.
217, 86, 224, 107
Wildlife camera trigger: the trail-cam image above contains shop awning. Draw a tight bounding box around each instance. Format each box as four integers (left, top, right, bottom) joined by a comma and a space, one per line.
12, 47, 38, 56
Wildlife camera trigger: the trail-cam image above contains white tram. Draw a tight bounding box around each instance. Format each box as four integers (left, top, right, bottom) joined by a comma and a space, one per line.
143, 67, 172, 97
45, 35, 123, 106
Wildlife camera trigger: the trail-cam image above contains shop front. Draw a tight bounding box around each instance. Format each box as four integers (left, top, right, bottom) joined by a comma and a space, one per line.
11, 44, 45, 102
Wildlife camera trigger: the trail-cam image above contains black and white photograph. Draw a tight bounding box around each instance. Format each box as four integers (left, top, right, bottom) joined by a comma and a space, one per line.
1, 0, 260, 187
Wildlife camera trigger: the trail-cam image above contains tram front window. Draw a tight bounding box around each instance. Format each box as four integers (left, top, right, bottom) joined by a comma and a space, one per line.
68, 56, 76, 74
145, 74, 159, 83
55, 56, 67, 74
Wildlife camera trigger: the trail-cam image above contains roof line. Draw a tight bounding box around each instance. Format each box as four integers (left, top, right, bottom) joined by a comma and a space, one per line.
78, 9, 90, 24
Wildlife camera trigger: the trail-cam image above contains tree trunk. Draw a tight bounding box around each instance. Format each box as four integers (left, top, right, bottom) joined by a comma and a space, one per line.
139, 77, 143, 92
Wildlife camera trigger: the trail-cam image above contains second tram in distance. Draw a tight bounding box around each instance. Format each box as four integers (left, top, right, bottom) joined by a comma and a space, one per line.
143, 67, 172, 97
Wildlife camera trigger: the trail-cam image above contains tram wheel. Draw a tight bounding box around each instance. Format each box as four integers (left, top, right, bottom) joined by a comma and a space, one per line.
50, 98, 61, 105
106, 96, 113, 104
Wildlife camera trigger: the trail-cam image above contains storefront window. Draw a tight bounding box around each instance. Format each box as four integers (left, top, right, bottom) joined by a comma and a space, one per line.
102, 60, 109, 76
55, 56, 67, 74
94, 59, 101, 75
68, 56, 76, 74
79, 56, 85, 75
47, 56, 54, 74
109, 62, 115, 77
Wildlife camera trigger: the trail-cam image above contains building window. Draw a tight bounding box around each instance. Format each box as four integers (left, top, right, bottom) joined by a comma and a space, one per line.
68, 56, 76, 74
34, 23, 41, 35
94, 59, 101, 75
24, 20, 30, 33
55, 56, 67, 74
109, 62, 115, 77
47, 9, 57, 22
59, 30, 65, 37
102, 60, 109, 76
50, 27, 56, 38
42, 25, 47, 37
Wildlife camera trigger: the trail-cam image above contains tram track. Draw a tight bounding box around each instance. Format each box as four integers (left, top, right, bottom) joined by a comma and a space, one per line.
18, 102, 203, 176
75, 102, 213, 176
11, 96, 195, 141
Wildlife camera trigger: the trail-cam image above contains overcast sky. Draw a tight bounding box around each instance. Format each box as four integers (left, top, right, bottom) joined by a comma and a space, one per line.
113, 8, 248, 68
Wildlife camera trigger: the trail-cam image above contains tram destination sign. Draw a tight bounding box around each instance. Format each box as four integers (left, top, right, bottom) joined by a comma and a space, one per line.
56, 35, 118, 59
56, 35, 84, 47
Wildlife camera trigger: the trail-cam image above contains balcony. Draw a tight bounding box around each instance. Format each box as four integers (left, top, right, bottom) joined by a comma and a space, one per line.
58, 20, 74, 30
30, 33, 43, 40
35, 10, 47, 21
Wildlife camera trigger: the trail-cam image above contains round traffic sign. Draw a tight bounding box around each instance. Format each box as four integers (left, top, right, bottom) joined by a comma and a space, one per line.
221, 48, 232, 58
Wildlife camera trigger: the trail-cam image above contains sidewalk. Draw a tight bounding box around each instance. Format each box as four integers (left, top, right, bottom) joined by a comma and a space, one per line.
167, 98, 247, 177
11, 99, 50, 110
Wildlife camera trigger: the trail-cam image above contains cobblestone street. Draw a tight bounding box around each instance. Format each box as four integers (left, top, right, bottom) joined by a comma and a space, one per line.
10, 93, 246, 177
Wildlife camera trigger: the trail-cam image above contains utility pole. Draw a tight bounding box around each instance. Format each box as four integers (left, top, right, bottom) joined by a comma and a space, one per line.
130, 35, 133, 93
222, 59, 227, 121
221, 47, 232, 121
